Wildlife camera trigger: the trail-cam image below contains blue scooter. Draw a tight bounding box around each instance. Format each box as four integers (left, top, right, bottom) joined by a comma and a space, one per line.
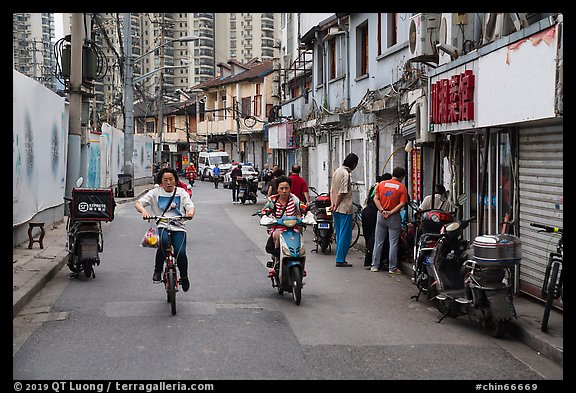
259, 212, 316, 305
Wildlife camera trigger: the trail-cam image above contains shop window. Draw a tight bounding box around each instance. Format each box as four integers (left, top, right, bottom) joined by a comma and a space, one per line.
467, 130, 515, 237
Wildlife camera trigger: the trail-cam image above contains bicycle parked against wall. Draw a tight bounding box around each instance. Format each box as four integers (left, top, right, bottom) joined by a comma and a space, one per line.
144, 215, 191, 316
349, 202, 362, 248
333, 202, 362, 248
529, 222, 563, 333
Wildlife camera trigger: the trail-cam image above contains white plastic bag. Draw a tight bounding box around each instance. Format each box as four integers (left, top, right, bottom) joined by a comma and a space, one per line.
141, 226, 159, 248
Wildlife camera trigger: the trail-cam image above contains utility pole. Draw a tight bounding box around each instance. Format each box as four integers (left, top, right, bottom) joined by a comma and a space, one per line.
185, 107, 190, 164
156, 13, 165, 167
235, 82, 241, 162
64, 13, 84, 213
123, 13, 134, 193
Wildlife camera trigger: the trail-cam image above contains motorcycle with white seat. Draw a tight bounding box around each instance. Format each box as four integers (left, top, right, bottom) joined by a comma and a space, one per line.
259, 211, 316, 305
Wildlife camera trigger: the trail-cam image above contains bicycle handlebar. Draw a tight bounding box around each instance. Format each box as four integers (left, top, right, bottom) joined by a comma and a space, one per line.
530, 222, 562, 233
143, 215, 192, 222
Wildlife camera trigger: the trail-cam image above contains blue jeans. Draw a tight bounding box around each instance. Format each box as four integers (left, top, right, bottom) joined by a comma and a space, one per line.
333, 212, 353, 263
155, 228, 188, 278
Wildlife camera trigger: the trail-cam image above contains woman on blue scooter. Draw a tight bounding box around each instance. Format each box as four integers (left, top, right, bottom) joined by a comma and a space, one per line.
261, 175, 307, 248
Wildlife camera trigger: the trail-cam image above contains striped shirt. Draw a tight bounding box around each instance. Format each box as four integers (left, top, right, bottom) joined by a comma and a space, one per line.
262, 194, 302, 233
272, 197, 296, 218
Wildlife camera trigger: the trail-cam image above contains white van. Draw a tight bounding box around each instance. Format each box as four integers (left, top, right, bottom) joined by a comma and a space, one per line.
198, 151, 232, 181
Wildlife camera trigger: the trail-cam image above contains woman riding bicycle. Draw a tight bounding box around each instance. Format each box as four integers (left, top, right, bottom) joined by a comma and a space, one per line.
135, 168, 195, 291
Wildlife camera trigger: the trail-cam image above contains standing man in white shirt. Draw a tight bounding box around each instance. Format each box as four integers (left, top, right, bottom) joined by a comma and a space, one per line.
330, 153, 359, 267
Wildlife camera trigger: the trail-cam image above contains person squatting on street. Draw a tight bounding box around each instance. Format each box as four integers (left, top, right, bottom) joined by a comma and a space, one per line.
362, 173, 392, 268
419, 183, 454, 212
370, 166, 408, 274
135, 168, 195, 292
330, 153, 359, 267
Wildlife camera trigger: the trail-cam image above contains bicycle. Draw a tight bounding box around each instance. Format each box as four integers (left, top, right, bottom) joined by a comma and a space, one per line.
331, 202, 362, 248
350, 202, 362, 247
144, 215, 191, 316
530, 222, 563, 333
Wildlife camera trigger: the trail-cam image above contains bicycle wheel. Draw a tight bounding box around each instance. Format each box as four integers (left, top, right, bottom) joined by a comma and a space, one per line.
167, 269, 177, 315
350, 219, 361, 248
541, 261, 560, 332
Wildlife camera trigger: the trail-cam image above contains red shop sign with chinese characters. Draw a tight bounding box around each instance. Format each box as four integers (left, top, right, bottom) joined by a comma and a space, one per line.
430, 70, 475, 124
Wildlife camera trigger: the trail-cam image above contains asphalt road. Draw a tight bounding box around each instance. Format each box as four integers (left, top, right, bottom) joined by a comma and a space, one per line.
13, 180, 563, 381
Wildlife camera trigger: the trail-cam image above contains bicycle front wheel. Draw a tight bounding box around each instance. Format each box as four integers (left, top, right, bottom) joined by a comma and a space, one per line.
350, 219, 361, 248
167, 269, 177, 315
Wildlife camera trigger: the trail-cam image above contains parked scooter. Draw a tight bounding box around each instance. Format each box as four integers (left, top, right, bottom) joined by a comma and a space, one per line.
237, 175, 259, 204
63, 177, 115, 279
255, 210, 316, 305
409, 197, 462, 301
423, 208, 521, 338
308, 186, 333, 253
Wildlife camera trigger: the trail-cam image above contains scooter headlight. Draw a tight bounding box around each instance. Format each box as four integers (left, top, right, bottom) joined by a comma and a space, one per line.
282, 246, 291, 256
282, 219, 298, 228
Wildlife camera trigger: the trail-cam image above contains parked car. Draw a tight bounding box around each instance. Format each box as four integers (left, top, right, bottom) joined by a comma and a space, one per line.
223, 164, 258, 188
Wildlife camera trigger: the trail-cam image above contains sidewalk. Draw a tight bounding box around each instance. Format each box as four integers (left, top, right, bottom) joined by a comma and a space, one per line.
12, 183, 153, 319
12, 183, 563, 367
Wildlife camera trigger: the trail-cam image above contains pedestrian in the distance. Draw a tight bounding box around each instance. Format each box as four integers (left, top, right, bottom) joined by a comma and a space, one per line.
267, 167, 285, 199
213, 163, 221, 189
330, 153, 359, 267
370, 166, 408, 274
260, 163, 274, 196
230, 164, 243, 203
289, 164, 309, 205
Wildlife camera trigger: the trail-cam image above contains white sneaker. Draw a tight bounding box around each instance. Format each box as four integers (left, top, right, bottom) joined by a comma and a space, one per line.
370, 267, 379, 272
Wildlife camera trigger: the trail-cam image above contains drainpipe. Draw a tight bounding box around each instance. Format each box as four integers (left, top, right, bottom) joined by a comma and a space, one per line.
337, 16, 350, 110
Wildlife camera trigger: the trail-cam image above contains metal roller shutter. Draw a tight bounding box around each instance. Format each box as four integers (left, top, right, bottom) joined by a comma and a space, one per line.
517, 124, 563, 302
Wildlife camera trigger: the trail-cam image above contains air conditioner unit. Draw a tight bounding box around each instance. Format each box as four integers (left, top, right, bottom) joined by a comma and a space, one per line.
482, 13, 517, 45
408, 13, 441, 63
437, 13, 475, 66
415, 94, 431, 143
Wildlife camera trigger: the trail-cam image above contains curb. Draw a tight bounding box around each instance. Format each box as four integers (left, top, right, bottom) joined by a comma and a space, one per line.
508, 317, 564, 367
12, 251, 68, 319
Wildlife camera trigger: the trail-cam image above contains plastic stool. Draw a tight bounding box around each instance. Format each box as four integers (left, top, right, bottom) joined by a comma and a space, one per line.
28, 222, 45, 249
